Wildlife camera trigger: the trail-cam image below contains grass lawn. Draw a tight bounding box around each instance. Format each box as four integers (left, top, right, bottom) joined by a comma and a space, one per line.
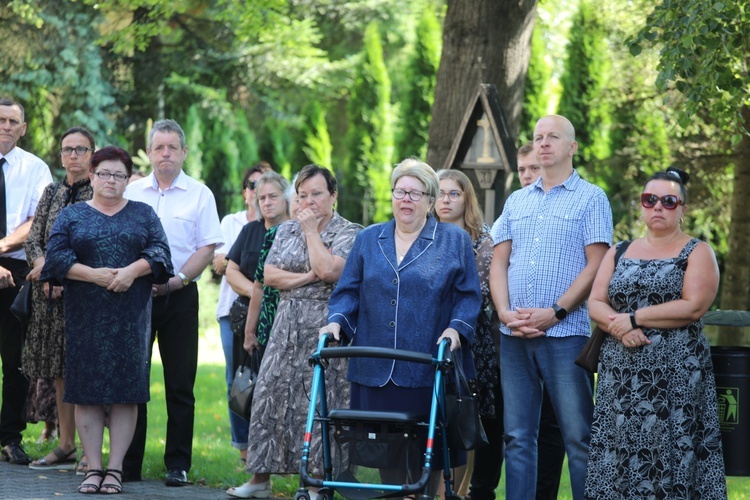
6, 273, 750, 497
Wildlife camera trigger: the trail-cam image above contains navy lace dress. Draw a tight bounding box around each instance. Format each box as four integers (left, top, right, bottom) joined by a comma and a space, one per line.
585, 239, 726, 499
41, 201, 172, 405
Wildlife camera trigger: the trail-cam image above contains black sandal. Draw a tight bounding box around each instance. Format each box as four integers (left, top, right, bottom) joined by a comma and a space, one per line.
78, 469, 104, 494
100, 469, 123, 494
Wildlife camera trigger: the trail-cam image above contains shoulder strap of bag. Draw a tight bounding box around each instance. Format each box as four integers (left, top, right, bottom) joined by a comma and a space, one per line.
614, 240, 631, 267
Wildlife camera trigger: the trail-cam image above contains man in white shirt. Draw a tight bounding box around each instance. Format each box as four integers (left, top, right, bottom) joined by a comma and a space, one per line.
0, 97, 53, 465
123, 119, 223, 486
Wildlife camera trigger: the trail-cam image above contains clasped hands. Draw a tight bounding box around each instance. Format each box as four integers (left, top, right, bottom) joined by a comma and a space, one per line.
607, 313, 651, 348
501, 307, 557, 339
93, 267, 137, 293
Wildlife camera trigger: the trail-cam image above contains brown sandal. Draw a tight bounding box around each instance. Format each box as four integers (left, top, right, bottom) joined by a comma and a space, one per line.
29, 446, 77, 470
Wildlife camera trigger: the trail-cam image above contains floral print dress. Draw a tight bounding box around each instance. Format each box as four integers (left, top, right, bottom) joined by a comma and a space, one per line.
584, 239, 726, 499
246, 213, 362, 475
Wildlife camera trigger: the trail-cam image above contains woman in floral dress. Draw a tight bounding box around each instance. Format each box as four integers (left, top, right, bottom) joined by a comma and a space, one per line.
585, 167, 725, 499
24, 127, 95, 470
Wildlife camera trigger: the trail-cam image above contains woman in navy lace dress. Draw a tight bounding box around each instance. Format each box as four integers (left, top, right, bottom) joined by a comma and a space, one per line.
42, 146, 172, 494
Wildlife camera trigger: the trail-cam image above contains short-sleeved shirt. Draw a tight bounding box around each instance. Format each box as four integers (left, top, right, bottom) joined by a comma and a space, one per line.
227, 220, 266, 281
1, 146, 53, 260
216, 210, 249, 318
125, 170, 224, 278
493, 170, 613, 337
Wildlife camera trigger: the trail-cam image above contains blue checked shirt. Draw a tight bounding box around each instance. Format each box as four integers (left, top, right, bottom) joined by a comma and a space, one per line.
492, 170, 613, 337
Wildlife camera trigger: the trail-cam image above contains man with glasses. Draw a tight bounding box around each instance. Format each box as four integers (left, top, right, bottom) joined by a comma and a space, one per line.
0, 97, 53, 465
490, 115, 612, 500
123, 119, 223, 486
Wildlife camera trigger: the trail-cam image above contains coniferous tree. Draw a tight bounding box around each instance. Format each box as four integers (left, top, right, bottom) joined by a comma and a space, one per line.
557, 0, 612, 181
303, 101, 333, 169
396, 6, 441, 161
518, 28, 552, 144
345, 22, 394, 225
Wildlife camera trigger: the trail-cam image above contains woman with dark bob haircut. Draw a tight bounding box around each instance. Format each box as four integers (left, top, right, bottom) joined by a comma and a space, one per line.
42, 146, 173, 494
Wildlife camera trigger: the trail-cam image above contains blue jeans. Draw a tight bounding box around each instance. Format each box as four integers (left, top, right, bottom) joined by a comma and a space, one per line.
501, 334, 593, 500
219, 316, 249, 450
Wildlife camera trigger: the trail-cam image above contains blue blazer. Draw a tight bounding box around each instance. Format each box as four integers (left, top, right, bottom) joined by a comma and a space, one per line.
328, 215, 482, 388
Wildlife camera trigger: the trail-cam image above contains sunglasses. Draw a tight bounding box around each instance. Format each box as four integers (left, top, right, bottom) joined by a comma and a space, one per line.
641, 193, 683, 210
244, 180, 257, 190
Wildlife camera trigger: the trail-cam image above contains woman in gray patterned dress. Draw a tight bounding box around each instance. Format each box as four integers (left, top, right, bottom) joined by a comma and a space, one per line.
23, 127, 95, 470
585, 167, 726, 499
228, 165, 361, 499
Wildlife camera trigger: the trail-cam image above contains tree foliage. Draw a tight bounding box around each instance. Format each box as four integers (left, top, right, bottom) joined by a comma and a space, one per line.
344, 22, 393, 225
557, 0, 611, 177
395, 5, 441, 160
518, 27, 552, 145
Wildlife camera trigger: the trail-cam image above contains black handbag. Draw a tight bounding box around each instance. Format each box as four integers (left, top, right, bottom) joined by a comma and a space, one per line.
228, 350, 262, 420
10, 281, 32, 325
229, 296, 250, 337
574, 240, 632, 374
445, 352, 488, 451
574, 326, 606, 373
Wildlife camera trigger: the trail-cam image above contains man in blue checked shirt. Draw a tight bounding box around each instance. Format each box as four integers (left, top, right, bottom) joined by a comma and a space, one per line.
489, 115, 613, 500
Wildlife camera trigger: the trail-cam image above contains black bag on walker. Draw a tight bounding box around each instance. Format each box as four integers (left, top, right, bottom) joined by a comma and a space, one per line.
445, 353, 488, 451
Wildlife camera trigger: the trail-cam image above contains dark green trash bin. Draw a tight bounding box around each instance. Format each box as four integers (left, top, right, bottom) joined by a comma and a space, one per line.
711, 346, 750, 476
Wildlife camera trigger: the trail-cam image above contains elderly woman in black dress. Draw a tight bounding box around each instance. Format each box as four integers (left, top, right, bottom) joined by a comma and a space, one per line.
42, 146, 172, 494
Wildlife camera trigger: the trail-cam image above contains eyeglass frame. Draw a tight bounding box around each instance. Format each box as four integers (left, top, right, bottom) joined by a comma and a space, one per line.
61, 146, 94, 156
93, 170, 129, 182
641, 193, 683, 210
438, 190, 463, 201
392, 188, 429, 202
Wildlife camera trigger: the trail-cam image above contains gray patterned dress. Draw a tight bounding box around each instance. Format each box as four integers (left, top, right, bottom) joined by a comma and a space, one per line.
585, 239, 726, 499
246, 213, 362, 475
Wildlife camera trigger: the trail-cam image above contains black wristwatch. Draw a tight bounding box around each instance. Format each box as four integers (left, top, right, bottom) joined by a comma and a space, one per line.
552, 303, 567, 320
630, 312, 639, 329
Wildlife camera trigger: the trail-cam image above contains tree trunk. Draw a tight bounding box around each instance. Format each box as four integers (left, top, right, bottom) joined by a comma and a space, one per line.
426, 0, 538, 169
718, 104, 750, 346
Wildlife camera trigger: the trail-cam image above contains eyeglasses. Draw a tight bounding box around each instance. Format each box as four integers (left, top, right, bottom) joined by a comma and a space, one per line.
94, 171, 129, 182
439, 190, 463, 201
244, 180, 257, 190
392, 188, 428, 202
641, 193, 683, 210
61, 146, 94, 156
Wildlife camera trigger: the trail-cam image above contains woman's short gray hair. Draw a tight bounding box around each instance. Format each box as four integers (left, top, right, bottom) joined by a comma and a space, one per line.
253, 171, 292, 221
391, 159, 439, 201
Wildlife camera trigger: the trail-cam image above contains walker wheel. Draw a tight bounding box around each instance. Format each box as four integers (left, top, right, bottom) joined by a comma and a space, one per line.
317, 487, 333, 500
294, 492, 311, 500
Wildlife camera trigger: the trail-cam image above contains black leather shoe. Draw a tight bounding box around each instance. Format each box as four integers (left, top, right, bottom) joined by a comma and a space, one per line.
165, 469, 190, 487
1, 442, 31, 465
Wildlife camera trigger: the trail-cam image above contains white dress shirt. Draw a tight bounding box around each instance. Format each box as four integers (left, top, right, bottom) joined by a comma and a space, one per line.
125, 170, 224, 279
1, 146, 53, 260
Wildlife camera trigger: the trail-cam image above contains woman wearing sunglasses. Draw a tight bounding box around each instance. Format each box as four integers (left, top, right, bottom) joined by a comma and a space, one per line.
585, 167, 726, 498
214, 163, 270, 465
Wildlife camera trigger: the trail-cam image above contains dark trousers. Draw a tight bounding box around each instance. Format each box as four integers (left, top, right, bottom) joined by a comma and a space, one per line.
124, 282, 199, 473
0, 258, 29, 446
468, 371, 567, 500
468, 367, 504, 500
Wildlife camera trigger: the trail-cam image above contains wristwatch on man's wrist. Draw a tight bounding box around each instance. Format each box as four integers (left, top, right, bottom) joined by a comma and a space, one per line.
552, 303, 568, 320
178, 272, 190, 287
